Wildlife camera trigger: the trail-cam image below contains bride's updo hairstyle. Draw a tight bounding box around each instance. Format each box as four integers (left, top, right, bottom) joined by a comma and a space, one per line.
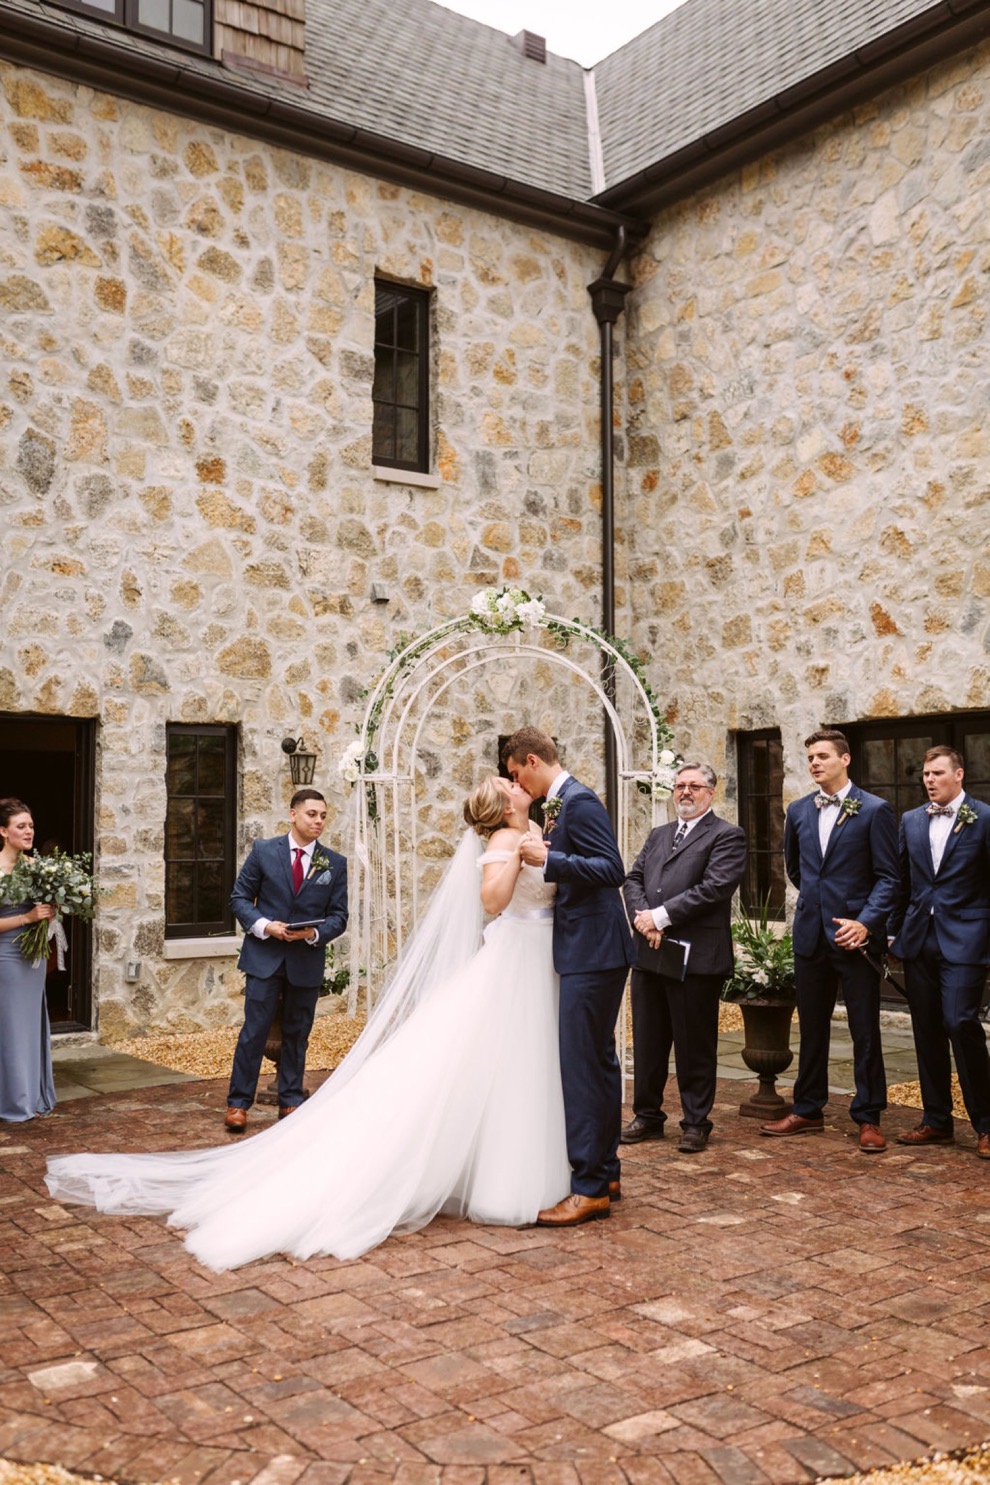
463, 776, 506, 838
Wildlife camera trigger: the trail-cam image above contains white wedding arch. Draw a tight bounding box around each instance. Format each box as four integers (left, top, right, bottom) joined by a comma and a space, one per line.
343, 592, 677, 1026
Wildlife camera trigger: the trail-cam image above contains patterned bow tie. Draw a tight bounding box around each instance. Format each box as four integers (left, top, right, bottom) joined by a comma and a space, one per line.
926, 803, 954, 817
814, 793, 841, 809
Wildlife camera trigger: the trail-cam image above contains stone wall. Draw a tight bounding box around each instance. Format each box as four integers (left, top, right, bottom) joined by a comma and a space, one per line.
622, 40, 990, 805
0, 60, 619, 1034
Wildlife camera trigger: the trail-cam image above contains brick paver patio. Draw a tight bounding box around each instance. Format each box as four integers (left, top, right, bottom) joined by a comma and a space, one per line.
2, 1075, 989, 1485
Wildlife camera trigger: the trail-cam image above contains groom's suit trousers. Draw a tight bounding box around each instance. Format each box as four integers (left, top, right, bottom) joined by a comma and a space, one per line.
558, 966, 628, 1195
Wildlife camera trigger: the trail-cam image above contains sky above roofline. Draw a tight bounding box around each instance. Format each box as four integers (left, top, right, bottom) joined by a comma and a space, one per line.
433, 0, 688, 66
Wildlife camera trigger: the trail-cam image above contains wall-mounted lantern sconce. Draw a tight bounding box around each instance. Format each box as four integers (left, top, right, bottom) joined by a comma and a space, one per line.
281, 735, 317, 786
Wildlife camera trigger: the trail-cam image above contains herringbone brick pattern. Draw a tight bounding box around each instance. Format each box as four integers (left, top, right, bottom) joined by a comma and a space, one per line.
2, 1079, 989, 1485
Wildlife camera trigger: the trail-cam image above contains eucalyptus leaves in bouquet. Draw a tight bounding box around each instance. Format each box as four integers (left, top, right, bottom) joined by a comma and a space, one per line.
721, 900, 795, 1003
0, 849, 98, 964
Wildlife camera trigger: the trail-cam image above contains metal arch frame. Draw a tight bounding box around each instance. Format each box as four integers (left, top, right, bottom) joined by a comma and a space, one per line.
348, 613, 666, 1026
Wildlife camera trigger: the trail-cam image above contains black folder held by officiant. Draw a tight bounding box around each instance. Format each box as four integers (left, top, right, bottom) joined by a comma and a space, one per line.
635, 933, 691, 982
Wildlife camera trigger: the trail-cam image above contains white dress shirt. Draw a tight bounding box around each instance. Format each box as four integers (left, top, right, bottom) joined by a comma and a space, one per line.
545, 769, 570, 800
251, 834, 320, 943
929, 793, 963, 873
818, 780, 852, 854
652, 807, 712, 930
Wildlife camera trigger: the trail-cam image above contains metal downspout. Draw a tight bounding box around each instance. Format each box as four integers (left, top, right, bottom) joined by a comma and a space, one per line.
588, 227, 632, 826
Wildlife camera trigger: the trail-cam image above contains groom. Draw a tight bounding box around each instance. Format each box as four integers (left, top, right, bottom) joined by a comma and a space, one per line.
504, 727, 635, 1225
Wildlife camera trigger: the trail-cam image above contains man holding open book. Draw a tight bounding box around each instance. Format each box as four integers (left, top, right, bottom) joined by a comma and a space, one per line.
621, 762, 747, 1153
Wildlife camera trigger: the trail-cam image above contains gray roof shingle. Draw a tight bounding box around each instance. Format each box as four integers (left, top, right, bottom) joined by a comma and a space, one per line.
2, 0, 977, 211
305, 0, 594, 199
593, 0, 952, 192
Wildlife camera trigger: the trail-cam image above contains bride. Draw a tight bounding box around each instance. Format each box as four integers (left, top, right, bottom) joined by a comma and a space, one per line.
46, 776, 570, 1269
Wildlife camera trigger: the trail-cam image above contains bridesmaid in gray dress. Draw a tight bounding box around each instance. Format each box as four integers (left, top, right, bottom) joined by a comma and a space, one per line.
0, 798, 56, 1122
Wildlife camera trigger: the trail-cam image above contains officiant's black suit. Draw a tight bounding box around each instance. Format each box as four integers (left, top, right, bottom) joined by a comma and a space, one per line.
623, 812, 747, 1133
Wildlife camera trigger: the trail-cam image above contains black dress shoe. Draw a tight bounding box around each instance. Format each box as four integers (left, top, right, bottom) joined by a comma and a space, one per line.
619, 1116, 665, 1144
677, 1126, 709, 1153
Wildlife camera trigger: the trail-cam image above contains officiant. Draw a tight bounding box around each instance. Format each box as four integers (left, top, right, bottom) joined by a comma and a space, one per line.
225, 788, 348, 1132
621, 762, 746, 1154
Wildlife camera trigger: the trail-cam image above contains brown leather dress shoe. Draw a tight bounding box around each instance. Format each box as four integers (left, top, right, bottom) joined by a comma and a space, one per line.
896, 1123, 953, 1146
608, 1180, 621, 1202
759, 1112, 824, 1137
278, 1105, 299, 1119
224, 1106, 247, 1133
978, 1133, 990, 1160
536, 1193, 610, 1226
859, 1122, 886, 1152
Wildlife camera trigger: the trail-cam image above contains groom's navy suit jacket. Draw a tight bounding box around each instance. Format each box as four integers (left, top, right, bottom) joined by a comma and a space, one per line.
543, 777, 635, 974
889, 795, 990, 964
784, 785, 898, 955
231, 835, 348, 990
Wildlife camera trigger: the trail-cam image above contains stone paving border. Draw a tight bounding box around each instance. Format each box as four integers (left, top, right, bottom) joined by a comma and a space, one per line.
2, 1078, 990, 1485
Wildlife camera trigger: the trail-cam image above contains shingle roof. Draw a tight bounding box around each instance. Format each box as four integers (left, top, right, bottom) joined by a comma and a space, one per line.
1, 0, 980, 214
593, 0, 953, 192
305, 0, 594, 200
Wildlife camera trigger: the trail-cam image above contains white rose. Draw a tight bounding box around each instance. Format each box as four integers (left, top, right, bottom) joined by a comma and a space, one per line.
659, 748, 676, 766
515, 598, 546, 627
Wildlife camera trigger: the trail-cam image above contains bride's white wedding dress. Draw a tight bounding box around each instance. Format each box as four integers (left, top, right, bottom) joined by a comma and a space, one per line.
45, 828, 569, 1270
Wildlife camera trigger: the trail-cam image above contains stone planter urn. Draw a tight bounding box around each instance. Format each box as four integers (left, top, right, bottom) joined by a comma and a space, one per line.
738, 999, 795, 1119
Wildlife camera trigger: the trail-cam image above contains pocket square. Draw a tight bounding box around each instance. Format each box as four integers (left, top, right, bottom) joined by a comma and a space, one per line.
315, 869, 333, 885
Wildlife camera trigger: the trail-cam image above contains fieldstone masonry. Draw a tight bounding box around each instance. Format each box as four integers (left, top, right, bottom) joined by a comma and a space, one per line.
622, 42, 990, 798
0, 60, 614, 1034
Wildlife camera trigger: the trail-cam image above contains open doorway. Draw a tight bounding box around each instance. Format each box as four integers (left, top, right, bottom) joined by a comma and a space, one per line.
0, 714, 96, 1030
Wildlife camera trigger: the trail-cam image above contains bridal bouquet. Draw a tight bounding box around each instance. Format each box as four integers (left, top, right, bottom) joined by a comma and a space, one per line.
0, 850, 98, 964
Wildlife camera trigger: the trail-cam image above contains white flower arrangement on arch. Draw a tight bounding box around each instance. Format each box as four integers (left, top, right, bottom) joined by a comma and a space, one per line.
648, 748, 681, 801
469, 586, 546, 634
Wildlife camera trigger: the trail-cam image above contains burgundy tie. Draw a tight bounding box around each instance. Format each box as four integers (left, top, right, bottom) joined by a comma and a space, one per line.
292, 847, 304, 893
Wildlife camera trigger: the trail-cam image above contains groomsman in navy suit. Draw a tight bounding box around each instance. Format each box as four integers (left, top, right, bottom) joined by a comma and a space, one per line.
506, 726, 635, 1226
888, 746, 990, 1158
761, 729, 899, 1151
225, 789, 348, 1131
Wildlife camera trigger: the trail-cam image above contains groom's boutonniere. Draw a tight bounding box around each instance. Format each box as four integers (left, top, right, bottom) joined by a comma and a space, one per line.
542, 796, 562, 834
835, 797, 861, 829
954, 803, 978, 834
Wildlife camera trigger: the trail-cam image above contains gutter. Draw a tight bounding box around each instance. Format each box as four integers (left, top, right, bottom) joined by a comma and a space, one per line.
588, 229, 632, 825
0, 3, 645, 251
595, 0, 990, 216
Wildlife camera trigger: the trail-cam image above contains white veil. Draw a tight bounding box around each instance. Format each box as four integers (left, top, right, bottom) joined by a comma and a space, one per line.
46, 829, 488, 1218
322, 827, 485, 1095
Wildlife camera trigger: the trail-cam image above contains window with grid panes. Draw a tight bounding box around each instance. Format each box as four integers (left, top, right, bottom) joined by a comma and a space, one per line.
736, 729, 786, 920
165, 725, 236, 938
50, 0, 211, 55
373, 281, 431, 472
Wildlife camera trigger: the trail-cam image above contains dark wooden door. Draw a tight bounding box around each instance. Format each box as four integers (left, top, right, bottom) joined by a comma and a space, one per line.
0, 713, 96, 1030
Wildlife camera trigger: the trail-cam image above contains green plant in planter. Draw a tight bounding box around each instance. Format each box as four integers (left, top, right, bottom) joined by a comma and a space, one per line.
320, 942, 350, 998
721, 899, 795, 1003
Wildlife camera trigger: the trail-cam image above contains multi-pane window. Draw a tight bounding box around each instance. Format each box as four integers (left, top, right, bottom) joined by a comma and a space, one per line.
165, 725, 236, 938
843, 712, 990, 819
51, 0, 211, 55
736, 729, 786, 920
373, 281, 430, 472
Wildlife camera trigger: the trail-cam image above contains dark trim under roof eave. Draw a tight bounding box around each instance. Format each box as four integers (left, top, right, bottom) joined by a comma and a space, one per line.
0, 4, 645, 251
595, 0, 990, 217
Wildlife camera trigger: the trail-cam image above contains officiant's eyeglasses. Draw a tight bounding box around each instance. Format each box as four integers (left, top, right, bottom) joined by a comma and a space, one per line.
674, 782, 712, 793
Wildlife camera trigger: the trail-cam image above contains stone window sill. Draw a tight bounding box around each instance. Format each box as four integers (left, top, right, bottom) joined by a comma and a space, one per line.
372, 465, 441, 489
163, 936, 240, 960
